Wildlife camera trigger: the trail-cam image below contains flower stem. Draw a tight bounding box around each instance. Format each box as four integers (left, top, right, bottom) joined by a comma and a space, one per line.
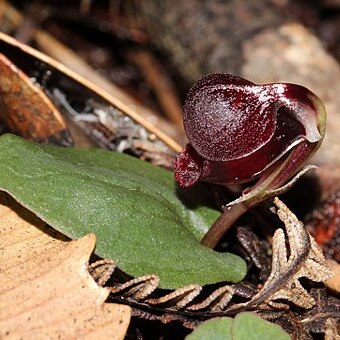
200, 201, 249, 248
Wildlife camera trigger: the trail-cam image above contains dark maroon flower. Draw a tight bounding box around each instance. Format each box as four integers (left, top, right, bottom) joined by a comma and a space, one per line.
175, 73, 326, 189
174, 73, 327, 248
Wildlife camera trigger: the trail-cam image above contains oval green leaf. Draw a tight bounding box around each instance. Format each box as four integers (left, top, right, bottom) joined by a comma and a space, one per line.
0, 134, 246, 288
186, 313, 290, 340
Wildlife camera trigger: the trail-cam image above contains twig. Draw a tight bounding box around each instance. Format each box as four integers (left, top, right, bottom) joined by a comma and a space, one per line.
128, 49, 184, 132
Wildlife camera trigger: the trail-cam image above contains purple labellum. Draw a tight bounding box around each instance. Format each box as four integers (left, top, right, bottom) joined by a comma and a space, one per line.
175, 73, 326, 189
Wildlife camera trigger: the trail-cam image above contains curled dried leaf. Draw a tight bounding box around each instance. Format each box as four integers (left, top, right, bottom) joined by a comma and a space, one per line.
229, 198, 333, 311
110, 274, 160, 300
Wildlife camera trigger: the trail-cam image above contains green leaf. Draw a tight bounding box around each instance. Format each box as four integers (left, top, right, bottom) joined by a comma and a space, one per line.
232, 313, 290, 340
186, 313, 290, 340
0, 134, 246, 288
186, 317, 233, 340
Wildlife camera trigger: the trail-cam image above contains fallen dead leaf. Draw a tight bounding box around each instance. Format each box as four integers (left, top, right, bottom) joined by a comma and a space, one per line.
0, 192, 131, 339
0, 52, 72, 146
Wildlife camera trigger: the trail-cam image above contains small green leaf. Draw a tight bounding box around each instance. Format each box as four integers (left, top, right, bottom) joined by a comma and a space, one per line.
186, 317, 233, 340
233, 313, 290, 340
0, 134, 246, 288
186, 313, 290, 340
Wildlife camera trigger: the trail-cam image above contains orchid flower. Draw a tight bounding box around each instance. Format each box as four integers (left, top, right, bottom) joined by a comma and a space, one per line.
174, 74, 327, 248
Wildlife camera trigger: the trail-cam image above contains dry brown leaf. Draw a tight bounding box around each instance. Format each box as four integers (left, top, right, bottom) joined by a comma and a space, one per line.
0, 192, 131, 339
324, 260, 340, 293
263, 198, 333, 309
0, 52, 72, 146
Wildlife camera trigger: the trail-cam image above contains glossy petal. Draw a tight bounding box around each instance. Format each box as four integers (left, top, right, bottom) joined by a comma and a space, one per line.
183, 74, 276, 162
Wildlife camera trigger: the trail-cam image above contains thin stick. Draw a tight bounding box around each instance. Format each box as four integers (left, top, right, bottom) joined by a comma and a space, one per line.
128, 49, 184, 131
